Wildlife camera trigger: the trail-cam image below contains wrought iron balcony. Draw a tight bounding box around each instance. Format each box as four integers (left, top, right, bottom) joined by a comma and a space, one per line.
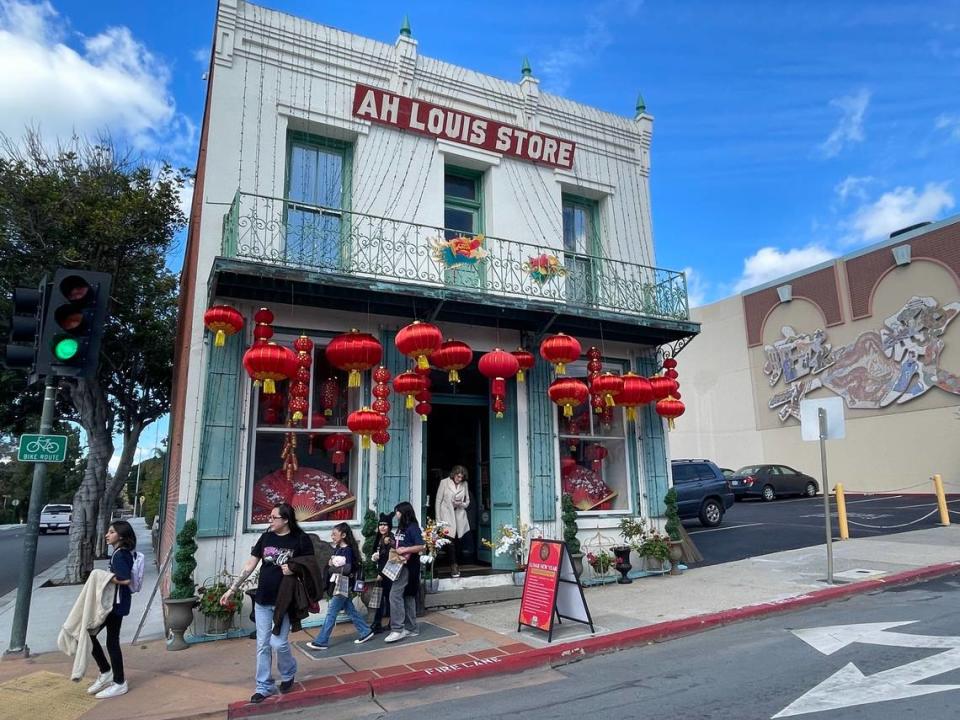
220, 191, 690, 322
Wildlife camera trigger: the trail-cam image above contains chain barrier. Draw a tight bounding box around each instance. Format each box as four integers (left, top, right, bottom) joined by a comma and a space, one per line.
846, 507, 940, 530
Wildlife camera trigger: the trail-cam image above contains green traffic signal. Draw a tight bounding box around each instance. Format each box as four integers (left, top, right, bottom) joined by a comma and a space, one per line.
53, 336, 79, 361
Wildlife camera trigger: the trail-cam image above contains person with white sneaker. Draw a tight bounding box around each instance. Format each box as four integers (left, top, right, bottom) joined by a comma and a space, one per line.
305, 523, 374, 651
383, 502, 425, 644
88, 521, 137, 699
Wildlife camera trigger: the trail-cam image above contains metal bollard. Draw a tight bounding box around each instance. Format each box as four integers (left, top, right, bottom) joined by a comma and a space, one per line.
933, 474, 950, 526
835, 483, 849, 540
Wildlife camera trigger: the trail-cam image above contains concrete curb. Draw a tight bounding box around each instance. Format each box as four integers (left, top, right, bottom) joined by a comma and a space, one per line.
226, 560, 960, 719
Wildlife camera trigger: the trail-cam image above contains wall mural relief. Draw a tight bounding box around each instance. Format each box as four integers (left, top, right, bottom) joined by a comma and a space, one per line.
763, 296, 960, 422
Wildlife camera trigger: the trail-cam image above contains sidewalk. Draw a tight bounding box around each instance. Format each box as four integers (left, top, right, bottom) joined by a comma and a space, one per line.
0, 524, 957, 720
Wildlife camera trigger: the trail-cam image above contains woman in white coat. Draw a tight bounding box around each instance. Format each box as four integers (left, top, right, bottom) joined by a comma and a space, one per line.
435, 465, 471, 577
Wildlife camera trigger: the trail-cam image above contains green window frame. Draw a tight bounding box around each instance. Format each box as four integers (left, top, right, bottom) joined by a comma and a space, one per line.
562, 194, 600, 306
443, 166, 485, 288
283, 131, 353, 270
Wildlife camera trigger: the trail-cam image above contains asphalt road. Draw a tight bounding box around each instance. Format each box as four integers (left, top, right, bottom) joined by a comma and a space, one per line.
0, 527, 70, 596
687, 493, 957, 567
320, 573, 960, 720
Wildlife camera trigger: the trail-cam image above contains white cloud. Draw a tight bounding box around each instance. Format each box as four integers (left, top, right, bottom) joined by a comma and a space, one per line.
192, 47, 208, 65
178, 175, 194, 220
682, 266, 708, 308
848, 182, 954, 242
935, 113, 960, 141
733, 245, 835, 293
0, 0, 190, 161
834, 175, 874, 202
819, 88, 870, 158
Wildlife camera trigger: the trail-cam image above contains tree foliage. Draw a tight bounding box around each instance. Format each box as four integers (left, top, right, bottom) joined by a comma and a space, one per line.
0, 132, 187, 581
561, 493, 581, 555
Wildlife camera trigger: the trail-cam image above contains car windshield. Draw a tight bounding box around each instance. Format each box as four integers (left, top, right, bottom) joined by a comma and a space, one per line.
43, 505, 72, 513
735, 466, 760, 475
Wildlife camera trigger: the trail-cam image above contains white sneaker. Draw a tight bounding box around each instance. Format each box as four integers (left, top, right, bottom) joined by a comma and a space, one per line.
96, 681, 128, 699
87, 672, 113, 695
383, 631, 405, 643
402, 629, 419, 638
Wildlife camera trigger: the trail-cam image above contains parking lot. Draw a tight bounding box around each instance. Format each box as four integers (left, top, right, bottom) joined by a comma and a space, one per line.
686, 493, 960, 567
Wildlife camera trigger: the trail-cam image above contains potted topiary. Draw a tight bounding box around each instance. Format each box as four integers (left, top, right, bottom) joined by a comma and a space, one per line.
164, 518, 199, 651
561, 494, 583, 577
359, 508, 379, 608
664, 488, 684, 575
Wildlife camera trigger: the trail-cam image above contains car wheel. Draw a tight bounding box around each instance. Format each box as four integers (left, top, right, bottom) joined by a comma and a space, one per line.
39, 529, 47, 535
761, 485, 776, 502
804, 481, 818, 497
699, 499, 723, 527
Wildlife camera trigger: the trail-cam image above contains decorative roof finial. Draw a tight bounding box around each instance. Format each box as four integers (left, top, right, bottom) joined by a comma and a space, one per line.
635, 93, 647, 114
521, 57, 533, 78
400, 16, 412, 37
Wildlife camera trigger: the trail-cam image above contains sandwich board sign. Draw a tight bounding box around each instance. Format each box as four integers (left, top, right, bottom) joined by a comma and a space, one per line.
517, 539, 594, 642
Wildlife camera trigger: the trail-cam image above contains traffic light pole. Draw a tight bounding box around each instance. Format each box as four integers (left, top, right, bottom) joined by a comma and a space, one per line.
5, 375, 57, 657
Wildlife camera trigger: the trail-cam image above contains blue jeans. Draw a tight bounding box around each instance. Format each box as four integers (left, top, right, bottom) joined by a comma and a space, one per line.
313, 593, 371, 646
254, 602, 296, 696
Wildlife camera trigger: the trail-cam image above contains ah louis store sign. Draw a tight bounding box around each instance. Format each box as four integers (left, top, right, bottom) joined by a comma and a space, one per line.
353, 84, 576, 169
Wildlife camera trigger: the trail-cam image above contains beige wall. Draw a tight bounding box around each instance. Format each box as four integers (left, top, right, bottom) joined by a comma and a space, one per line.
673, 254, 960, 493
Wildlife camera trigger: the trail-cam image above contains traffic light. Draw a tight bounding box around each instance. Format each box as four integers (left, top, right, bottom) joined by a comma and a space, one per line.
36, 269, 112, 379
2, 281, 46, 374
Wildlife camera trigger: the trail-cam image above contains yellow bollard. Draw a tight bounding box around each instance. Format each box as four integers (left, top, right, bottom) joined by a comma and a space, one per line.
835, 483, 849, 540
933, 474, 950, 526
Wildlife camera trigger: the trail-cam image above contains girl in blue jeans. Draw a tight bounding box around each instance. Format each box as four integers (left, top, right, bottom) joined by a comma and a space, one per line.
306, 523, 373, 650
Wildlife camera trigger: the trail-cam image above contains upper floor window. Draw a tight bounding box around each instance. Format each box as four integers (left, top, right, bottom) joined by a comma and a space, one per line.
562, 195, 599, 305
443, 166, 484, 288
284, 133, 352, 270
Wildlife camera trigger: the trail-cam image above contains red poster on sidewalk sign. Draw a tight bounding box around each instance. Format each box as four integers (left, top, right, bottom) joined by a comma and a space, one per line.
517, 539, 594, 642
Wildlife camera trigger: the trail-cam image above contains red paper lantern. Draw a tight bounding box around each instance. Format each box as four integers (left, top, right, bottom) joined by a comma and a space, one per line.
372, 429, 390, 451
319, 378, 340, 416
372, 398, 391, 414
393, 371, 426, 409
586, 443, 608, 474
253, 324, 273, 342
254, 308, 274, 325
591, 372, 624, 408
511, 349, 535, 383
204, 305, 244, 348
619, 372, 654, 421
663, 357, 678, 369
373, 366, 392, 384
348, 407, 388, 449
243, 342, 296, 394
656, 395, 685, 430
323, 433, 354, 472
649, 375, 679, 400
549, 377, 589, 417
288, 396, 308, 422
325, 330, 383, 388
478, 348, 520, 419
293, 335, 314, 354
310, 412, 326, 429
540, 333, 581, 375
431, 340, 473, 384
415, 401, 432, 421
395, 321, 442, 371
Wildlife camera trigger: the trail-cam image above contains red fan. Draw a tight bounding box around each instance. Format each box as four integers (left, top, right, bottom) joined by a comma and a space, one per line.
252, 466, 355, 523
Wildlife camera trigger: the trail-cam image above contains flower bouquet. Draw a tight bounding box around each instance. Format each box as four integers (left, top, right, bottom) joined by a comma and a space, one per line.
585, 548, 614, 575
523, 253, 567, 285
420, 518, 453, 569
482, 523, 536, 568
431, 233, 488, 269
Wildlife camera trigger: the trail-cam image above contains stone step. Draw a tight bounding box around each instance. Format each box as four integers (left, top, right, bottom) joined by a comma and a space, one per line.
423, 583, 523, 609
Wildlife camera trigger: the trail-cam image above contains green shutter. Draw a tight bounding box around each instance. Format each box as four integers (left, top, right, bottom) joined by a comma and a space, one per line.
377, 330, 410, 512
489, 383, 519, 570
195, 337, 243, 537
527, 361, 556, 522
637, 354, 669, 517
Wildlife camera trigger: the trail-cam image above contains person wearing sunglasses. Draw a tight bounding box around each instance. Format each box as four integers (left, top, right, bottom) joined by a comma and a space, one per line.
221, 503, 313, 704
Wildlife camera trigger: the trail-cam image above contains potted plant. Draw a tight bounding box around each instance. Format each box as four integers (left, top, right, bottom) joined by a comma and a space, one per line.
360, 508, 379, 581
585, 548, 614, 578
482, 522, 533, 584
637, 530, 672, 573
421, 518, 452, 592
664, 488, 684, 575
164, 518, 199, 651
614, 517, 647, 584
561, 494, 583, 577
197, 574, 244, 636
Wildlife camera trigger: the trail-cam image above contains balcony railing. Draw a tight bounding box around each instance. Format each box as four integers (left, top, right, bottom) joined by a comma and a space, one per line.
220, 191, 690, 322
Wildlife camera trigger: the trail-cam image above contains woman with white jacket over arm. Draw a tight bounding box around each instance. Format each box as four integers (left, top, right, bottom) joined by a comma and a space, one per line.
435, 465, 471, 577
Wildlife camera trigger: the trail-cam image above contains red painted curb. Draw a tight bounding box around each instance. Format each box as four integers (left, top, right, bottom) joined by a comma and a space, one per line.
227, 560, 960, 718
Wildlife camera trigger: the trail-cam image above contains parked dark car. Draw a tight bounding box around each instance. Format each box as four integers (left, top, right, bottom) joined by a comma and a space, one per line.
729, 464, 819, 501
670, 459, 735, 527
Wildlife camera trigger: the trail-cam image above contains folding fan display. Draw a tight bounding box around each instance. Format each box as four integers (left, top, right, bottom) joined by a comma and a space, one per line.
561, 463, 616, 511
251, 466, 355, 523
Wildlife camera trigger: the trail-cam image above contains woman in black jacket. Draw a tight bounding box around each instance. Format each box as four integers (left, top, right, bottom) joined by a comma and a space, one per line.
370, 513, 395, 633
306, 523, 374, 650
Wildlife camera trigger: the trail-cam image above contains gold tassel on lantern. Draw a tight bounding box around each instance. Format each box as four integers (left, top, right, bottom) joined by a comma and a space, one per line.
263, 378, 276, 394
215, 329, 226, 347
348, 370, 361, 388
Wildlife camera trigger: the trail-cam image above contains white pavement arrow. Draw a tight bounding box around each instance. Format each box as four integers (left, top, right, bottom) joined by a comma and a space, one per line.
773, 649, 960, 717
791, 621, 960, 654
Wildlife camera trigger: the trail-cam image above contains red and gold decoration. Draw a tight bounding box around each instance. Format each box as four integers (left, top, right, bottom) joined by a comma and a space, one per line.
348, 407, 389, 449
308, 411, 326, 454
478, 348, 520, 419
549, 377, 589, 417
511, 348, 535, 383
656, 395, 685, 430
591, 372, 623, 408
431, 233, 488, 269
393, 370, 426, 410
431, 339, 473, 384
243, 342, 296, 394
585, 443, 608, 475
325, 330, 382, 388
415, 375, 432, 422
585, 346, 604, 415
323, 433, 354, 473
540, 333, 581, 375
252, 467, 354, 523
319, 377, 340, 417
619, 372, 654, 422
204, 304, 244, 348
372, 429, 391, 451
395, 320, 442, 371
655, 356, 685, 430
287, 335, 313, 423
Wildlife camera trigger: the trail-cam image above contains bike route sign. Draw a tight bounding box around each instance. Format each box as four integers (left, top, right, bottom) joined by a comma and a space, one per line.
17, 434, 68, 463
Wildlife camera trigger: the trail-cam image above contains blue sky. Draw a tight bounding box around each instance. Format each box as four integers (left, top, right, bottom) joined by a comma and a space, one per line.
2, 0, 958, 307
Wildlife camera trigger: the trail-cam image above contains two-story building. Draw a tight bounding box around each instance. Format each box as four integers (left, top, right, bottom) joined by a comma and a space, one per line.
160, 0, 698, 587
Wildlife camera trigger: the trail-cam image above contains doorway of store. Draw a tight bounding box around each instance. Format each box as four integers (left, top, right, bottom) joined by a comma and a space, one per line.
424, 394, 491, 578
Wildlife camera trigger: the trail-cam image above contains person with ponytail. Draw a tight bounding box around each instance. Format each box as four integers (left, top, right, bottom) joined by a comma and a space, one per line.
384, 501, 425, 643
305, 523, 374, 651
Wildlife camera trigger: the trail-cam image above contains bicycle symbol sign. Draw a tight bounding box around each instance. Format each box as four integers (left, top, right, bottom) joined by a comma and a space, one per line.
17, 434, 67, 463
